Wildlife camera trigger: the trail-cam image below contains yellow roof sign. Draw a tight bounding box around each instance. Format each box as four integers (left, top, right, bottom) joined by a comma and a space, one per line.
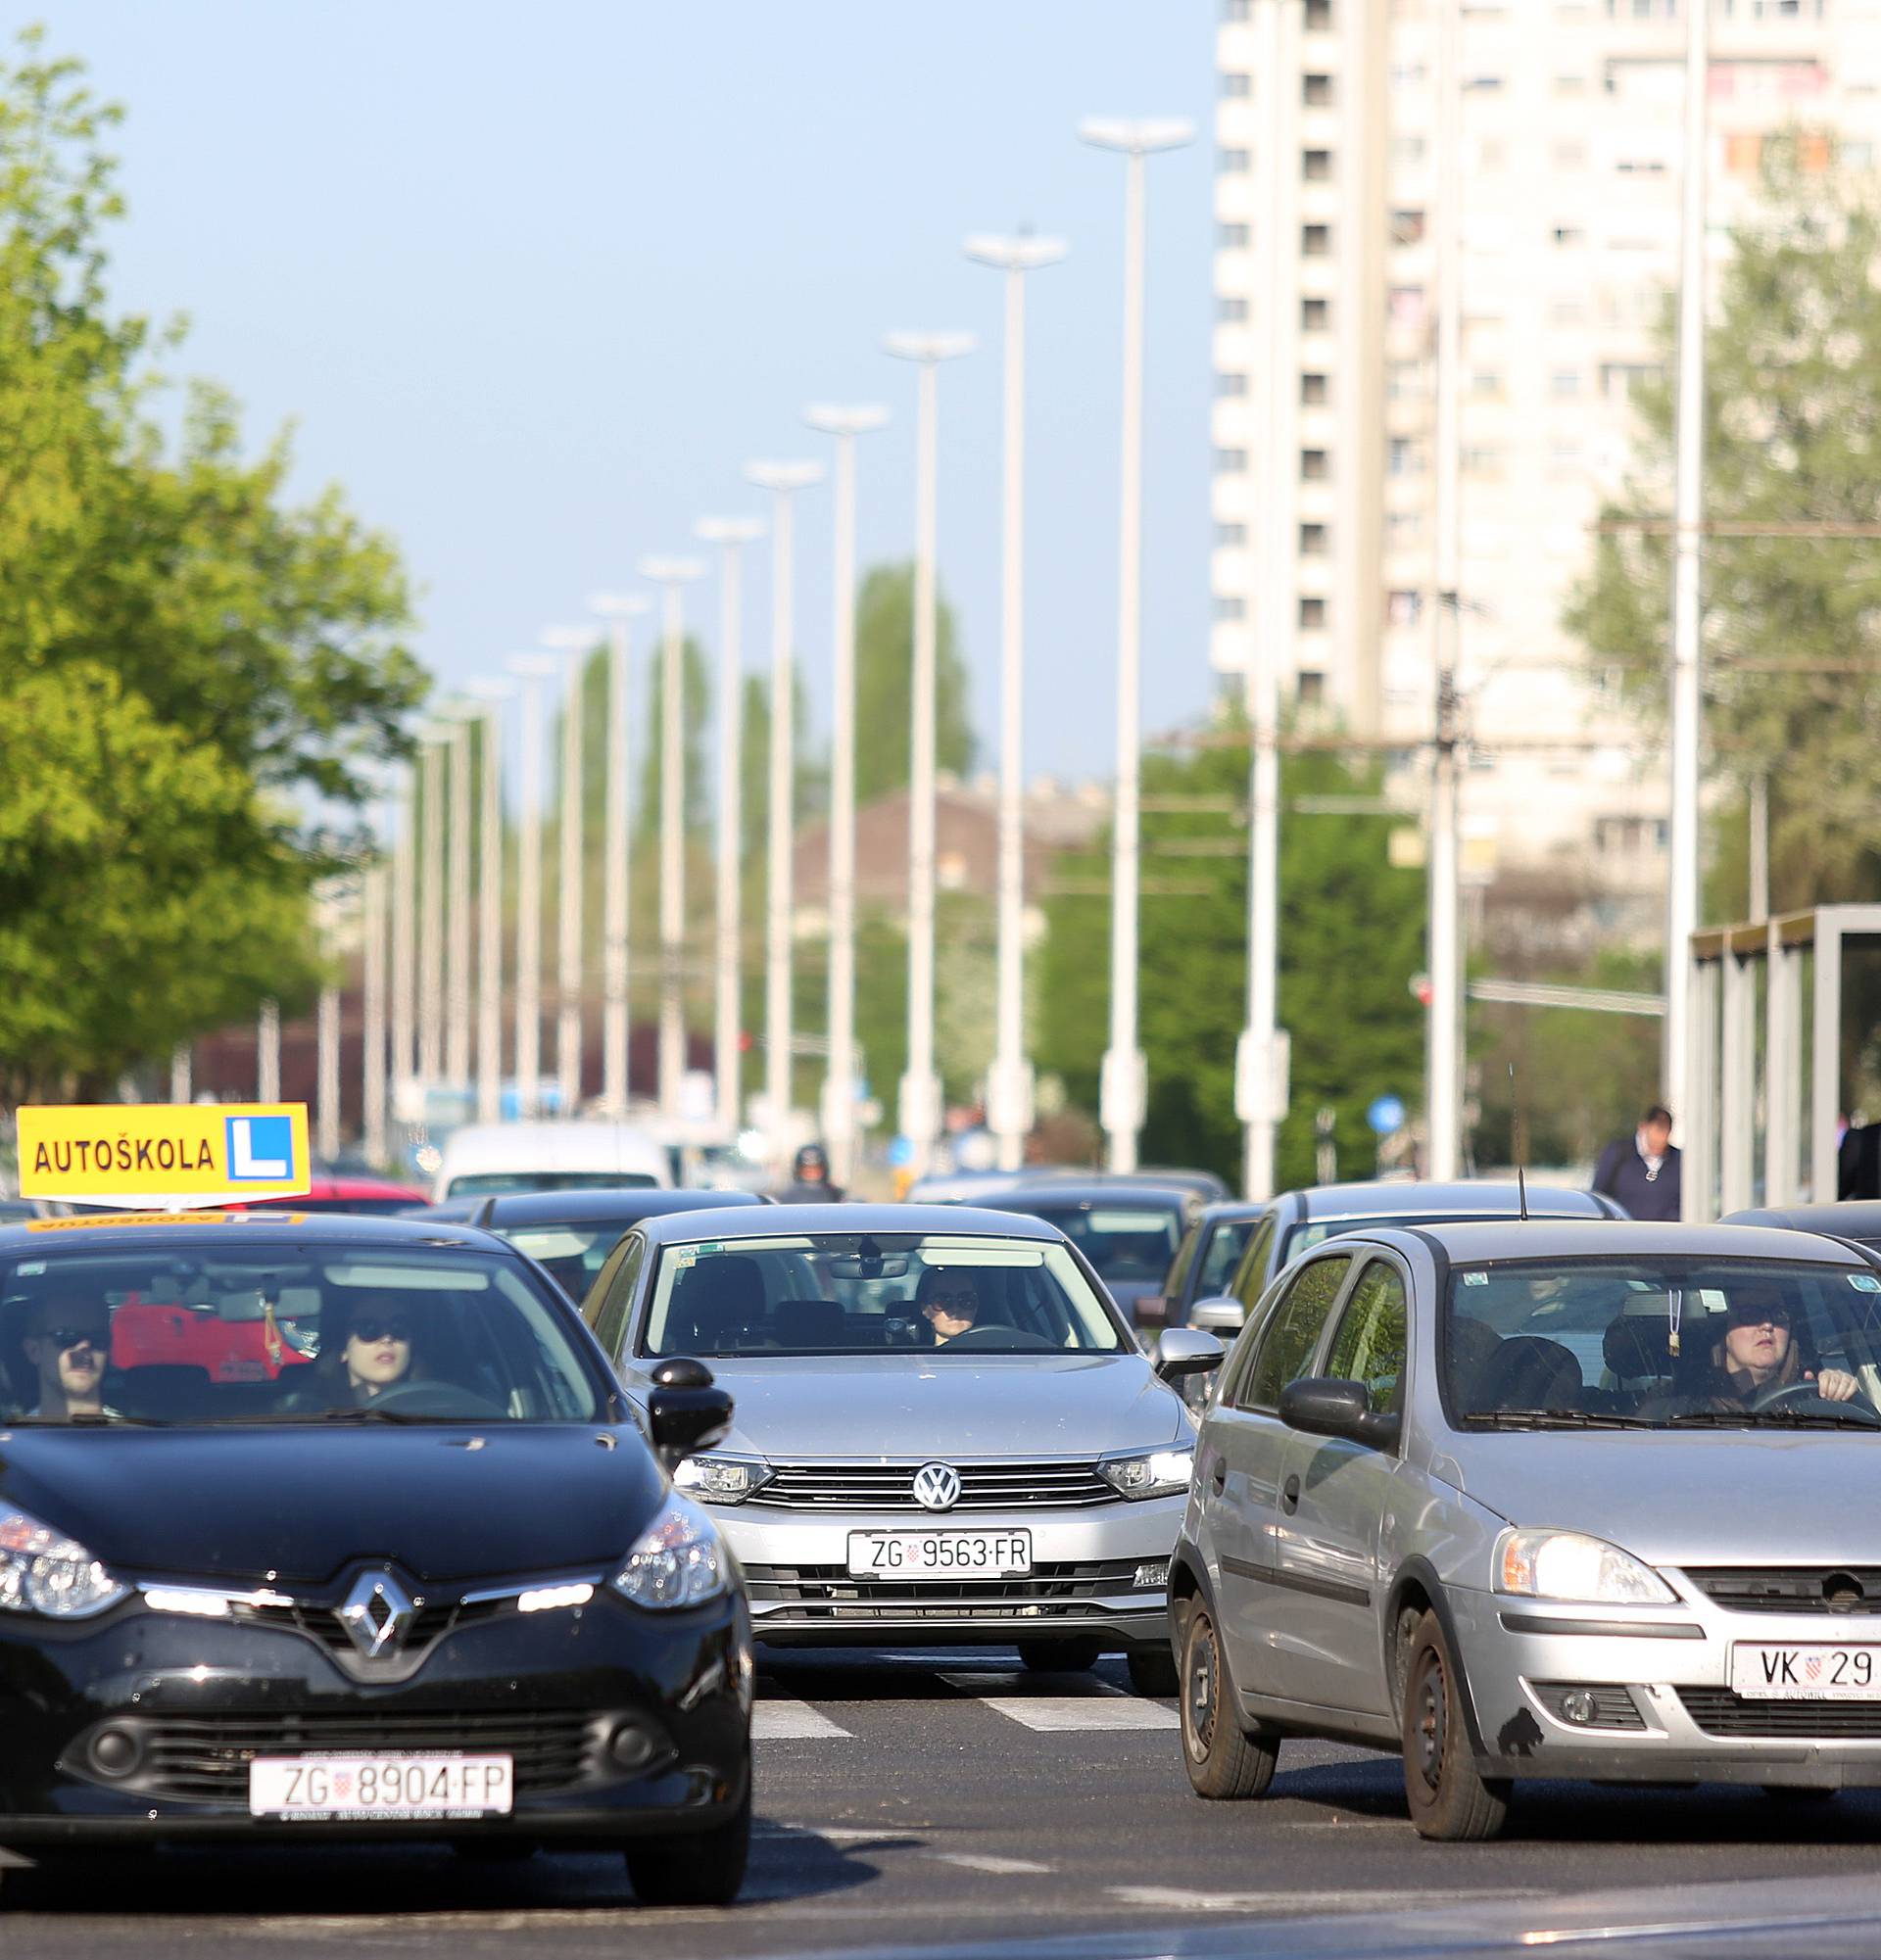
18, 1103, 312, 1210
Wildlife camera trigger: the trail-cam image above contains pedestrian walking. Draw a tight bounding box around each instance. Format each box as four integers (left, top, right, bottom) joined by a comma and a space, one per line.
1592, 1103, 1682, 1221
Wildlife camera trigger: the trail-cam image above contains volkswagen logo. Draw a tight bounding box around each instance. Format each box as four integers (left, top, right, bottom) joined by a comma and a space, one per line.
337, 1569, 416, 1660
912, 1461, 961, 1512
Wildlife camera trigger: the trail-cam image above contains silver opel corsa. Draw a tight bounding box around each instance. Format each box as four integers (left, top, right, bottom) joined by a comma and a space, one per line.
1171, 1219, 1881, 1839
578, 1205, 1223, 1694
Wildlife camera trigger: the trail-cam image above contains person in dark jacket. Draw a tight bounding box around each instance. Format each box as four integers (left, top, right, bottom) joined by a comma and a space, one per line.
1592, 1104, 1682, 1221
776, 1141, 844, 1205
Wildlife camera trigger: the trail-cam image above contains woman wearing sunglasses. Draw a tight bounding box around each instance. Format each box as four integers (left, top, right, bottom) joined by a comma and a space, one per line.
305, 1292, 421, 1407
1697, 1283, 1861, 1410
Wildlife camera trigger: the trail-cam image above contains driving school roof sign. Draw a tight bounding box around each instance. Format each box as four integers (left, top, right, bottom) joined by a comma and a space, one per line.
17, 1103, 312, 1210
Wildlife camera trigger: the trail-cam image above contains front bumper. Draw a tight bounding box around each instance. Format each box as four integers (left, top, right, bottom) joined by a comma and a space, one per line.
0, 1587, 750, 1845
1451, 1579, 1881, 1788
721, 1497, 1183, 1650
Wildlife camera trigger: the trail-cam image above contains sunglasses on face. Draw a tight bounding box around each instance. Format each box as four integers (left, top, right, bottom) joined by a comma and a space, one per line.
40, 1327, 106, 1354
1726, 1305, 1793, 1330
926, 1290, 980, 1312
348, 1319, 412, 1344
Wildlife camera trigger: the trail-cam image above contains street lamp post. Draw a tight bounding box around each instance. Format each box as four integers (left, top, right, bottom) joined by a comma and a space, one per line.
1079, 117, 1194, 1175
362, 859, 388, 1166
445, 711, 475, 1095
391, 768, 417, 1107
802, 407, 889, 1190
506, 653, 560, 1121
742, 464, 824, 1166
543, 625, 595, 1117
883, 331, 974, 1181
591, 594, 651, 1115
638, 557, 708, 1117
417, 732, 447, 1085
465, 679, 515, 1125
963, 234, 1066, 1174
694, 517, 766, 1140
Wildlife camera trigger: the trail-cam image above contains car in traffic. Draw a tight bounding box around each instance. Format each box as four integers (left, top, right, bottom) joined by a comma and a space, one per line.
431, 1122, 673, 1202
968, 1180, 1200, 1331
230, 1172, 431, 1216
0, 1210, 751, 1900
470, 1187, 768, 1306
1145, 1201, 1267, 1331
576, 1203, 1224, 1694
1723, 1201, 1881, 1257
1191, 1180, 1625, 1337
1171, 1218, 1881, 1840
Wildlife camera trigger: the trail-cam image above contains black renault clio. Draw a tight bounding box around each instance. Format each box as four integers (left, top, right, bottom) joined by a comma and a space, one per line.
0, 1211, 750, 1903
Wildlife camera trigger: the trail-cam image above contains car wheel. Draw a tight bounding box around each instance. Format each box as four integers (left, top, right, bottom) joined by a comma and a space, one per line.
1180, 1601, 1278, 1799
625, 1787, 751, 1908
1018, 1637, 1101, 1673
1400, 1610, 1510, 1841
1127, 1647, 1180, 1697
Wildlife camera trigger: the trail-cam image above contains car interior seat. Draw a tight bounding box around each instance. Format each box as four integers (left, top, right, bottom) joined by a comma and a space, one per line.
110, 1362, 215, 1422
1468, 1333, 1583, 1412
775, 1298, 844, 1348
668, 1255, 767, 1352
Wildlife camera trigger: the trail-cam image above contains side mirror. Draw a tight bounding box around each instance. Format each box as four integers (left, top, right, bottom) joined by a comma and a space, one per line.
646, 1356, 733, 1469
1189, 1295, 1246, 1338
1154, 1327, 1226, 1380
1278, 1375, 1400, 1451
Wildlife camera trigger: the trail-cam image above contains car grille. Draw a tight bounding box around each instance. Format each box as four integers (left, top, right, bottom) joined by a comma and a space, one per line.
744, 1557, 1152, 1623
1677, 1688, 1881, 1740
1683, 1567, 1881, 1616
241, 1598, 504, 1663
748, 1461, 1117, 1511
121, 1707, 597, 1805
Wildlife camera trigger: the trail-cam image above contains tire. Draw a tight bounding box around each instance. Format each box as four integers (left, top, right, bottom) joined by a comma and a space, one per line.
1018, 1637, 1101, 1673
1179, 1601, 1278, 1799
1127, 1646, 1180, 1697
1400, 1610, 1510, 1841
625, 1786, 751, 1908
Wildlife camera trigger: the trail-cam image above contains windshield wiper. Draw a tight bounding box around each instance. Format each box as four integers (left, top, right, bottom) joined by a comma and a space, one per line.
1664, 1408, 1881, 1431
3, 1411, 169, 1427
1462, 1409, 1659, 1430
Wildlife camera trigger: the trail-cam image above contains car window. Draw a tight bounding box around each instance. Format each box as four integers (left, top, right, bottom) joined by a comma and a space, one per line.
592, 1234, 647, 1362
1230, 1213, 1280, 1313
1324, 1258, 1409, 1421
1163, 1225, 1199, 1307
1004, 1206, 1182, 1285
1237, 1254, 1354, 1412
1197, 1219, 1256, 1301
492, 1218, 640, 1309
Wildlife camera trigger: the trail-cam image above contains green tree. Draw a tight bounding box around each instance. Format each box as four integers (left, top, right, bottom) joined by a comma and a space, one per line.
853, 563, 975, 805
1566, 131, 1881, 912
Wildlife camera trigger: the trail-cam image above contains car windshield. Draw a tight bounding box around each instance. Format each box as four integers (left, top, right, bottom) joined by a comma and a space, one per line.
1002, 1206, 1180, 1284
493, 1220, 638, 1303
446, 1171, 659, 1196
1197, 1220, 1256, 1298
1444, 1256, 1881, 1430
641, 1231, 1129, 1357
0, 1243, 607, 1425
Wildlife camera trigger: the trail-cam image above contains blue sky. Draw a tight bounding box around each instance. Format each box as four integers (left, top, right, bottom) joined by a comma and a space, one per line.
70, 1, 1218, 787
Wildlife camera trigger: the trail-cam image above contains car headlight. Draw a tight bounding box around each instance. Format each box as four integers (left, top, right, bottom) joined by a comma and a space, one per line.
671, 1453, 773, 1506
0, 1506, 127, 1619
611, 1495, 730, 1610
1496, 1529, 1674, 1606
1097, 1447, 1195, 1501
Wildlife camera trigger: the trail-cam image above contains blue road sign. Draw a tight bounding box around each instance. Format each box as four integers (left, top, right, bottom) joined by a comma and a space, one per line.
1366, 1094, 1407, 1138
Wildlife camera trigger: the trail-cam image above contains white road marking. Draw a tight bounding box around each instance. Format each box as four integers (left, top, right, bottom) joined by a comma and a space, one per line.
928, 1850, 1055, 1875
975, 1695, 1179, 1733
1106, 1885, 1533, 1914
751, 1699, 853, 1742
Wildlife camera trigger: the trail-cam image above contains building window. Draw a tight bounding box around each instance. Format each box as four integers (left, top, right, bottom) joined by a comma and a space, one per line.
1392, 134, 1427, 167
1218, 221, 1251, 248
1463, 445, 1506, 480
1302, 296, 1331, 330
1301, 371, 1329, 405
1297, 671, 1326, 705
1388, 437, 1423, 477
1552, 223, 1585, 247
1390, 209, 1426, 245
1302, 222, 1331, 256
1303, 73, 1333, 106
1220, 146, 1250, 171
1222, 72, 1252, 97
1300, 521, 1329, 554
1555, 72, 1589, 94
1217, 296, 1250, 321
1303, 148, 1333, 181
1601, 360, 1663, 402
1215, 447, 1249, 472
1299, 596, 1327, 630
1386, 359, 1425, 402
1549, 295, 1587, 324
1217, 371, 1249, 397
1388, 284, 1427, 326
1465, 73, 1505, 92
1387, 509, 1423, 548
1216, 521, 1248, 547
1553, 142, 1588, 170
1214, 595, 1247, 622
1305, 0, 1333, 25
1550, 368, 1582, 398
1387, 589, 1423, 628
1301, 449, 1329, 481
1470, 367, 1504, 398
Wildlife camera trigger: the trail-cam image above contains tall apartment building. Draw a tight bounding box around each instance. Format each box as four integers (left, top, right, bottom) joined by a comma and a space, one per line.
1213, 0, 1881, 899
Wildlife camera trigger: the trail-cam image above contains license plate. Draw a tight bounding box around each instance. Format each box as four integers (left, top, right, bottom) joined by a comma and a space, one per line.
1731, 1644, 1881, 1700
248, 1752, 513, 1819
846, 1529, 1033, 1578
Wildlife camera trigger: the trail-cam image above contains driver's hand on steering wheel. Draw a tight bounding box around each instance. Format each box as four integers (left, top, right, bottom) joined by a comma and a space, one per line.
1811, 1366, 1860, 1403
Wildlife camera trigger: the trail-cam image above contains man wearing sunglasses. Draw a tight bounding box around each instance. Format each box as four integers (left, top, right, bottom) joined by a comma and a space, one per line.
21, 1291, 112, 1419
917, 1268, 983, 1346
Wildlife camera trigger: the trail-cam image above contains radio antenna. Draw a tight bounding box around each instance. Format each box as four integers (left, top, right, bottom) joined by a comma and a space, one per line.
1510, 1062, 1529, 1221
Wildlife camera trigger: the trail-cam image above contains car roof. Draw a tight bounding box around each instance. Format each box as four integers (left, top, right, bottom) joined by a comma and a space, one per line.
1346, 1218, 1873, 1265
1192, 1200, 1269, 1225
979, 1181, 1194, 1210
632, 1202, 1068, 1246
1290, 1179, 1612, 1221
243, 1175, 430, 1205
0, 1211, 514, 1254
1721, 1202, 1881, 1239
474, 1187, 766, 1227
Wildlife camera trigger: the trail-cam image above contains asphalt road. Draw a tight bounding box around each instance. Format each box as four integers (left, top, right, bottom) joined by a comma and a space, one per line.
10, 1648, 1881, 1957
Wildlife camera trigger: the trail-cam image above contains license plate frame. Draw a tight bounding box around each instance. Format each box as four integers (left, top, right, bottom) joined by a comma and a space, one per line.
845, 1528, 1034, 1580
248, 1751, 514, 1819
1730, 1643, 1881, 1700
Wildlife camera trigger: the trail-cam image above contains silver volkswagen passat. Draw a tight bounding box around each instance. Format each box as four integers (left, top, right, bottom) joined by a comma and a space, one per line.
578, 1205, 1223, 1694
1171, 1219, 1881, 1839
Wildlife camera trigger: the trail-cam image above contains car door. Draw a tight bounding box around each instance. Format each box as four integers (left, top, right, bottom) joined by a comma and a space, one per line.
1267, 1253, 1412, 1716
1201, 1252, 1357, 1701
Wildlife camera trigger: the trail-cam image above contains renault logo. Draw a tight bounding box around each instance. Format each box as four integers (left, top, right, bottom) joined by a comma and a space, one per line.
913, 1462, 961, 1512
338, 1570, 415, 1660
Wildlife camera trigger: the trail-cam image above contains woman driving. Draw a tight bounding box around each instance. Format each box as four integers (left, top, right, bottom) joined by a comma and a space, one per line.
306, 1291, 420, 1406
1694, 1283, 1860, 1409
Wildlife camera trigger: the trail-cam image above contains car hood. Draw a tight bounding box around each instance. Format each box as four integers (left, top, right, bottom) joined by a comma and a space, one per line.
684, 1354, 1185, 1461
1440, 1430, 1881, 1566
0, 1424, 664, 1584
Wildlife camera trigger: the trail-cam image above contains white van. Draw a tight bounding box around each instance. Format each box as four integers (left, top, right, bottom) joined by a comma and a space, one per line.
431, 1123, 674, 1202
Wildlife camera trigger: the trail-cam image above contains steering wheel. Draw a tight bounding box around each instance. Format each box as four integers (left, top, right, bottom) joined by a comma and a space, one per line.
364, 1380, 507, 1419
1752, 1378, 1881, 1423
939, 1325, 1058, 1353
